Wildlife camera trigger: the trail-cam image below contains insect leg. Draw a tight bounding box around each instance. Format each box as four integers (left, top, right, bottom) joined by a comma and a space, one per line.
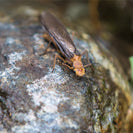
84, 63, 92, 68
81, 50, 92, 68
43, 33, 51, 41
53, 55, 73, 72
39, 40, 52, 56
52, 54, 66, 72
62, 63, 73, 70
81, 50, 89, 62
71, 32, 75, 41
71, 32, 79, 41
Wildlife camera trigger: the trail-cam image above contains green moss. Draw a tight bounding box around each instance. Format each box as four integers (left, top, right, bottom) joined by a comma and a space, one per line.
101, 116, 106, 121
129, 56, 133, 83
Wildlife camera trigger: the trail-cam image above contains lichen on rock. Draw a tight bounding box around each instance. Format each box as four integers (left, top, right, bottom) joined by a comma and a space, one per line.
0, 22, 131, 133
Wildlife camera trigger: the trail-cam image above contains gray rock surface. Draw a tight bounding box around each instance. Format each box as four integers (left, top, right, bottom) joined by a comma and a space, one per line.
0, 22, 131, 133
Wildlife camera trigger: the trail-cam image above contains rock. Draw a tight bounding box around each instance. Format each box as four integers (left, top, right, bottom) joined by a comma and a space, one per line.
0, 22, 131, 133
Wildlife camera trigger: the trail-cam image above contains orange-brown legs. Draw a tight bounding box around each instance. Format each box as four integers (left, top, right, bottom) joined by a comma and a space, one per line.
71, 32, 75, 41
53, 54, 64, 72
40, 33, 73, 71
81, 50, 89, 62
62, 63, 73, 70
43, 33, 51, 41
39, 33, 53, 56
53, 54, 73, 72
81, 50, 92, 68
84, 63, 92, 68
40, 33, 61, 56
71, 31, 79, 41
39, 40, 52, 56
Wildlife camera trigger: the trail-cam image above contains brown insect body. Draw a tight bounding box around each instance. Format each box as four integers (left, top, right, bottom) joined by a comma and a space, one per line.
40, 12, 89, 76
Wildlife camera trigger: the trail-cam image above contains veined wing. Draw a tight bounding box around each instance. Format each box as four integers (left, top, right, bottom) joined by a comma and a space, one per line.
40, 12, 80, 59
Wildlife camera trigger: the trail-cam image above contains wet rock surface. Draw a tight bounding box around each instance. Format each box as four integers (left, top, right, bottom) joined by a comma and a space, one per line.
0, 22, 131, 133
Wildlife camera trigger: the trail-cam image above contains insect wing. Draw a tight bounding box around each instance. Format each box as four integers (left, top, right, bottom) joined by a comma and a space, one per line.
40, 12, 77, 59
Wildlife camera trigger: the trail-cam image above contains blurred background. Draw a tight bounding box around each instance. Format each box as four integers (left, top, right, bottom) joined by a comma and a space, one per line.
0, 0, 133, 82
0, 0, 133, 132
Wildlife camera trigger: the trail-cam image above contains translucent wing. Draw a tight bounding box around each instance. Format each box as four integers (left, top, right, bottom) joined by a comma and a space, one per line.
40, 12, 80, 59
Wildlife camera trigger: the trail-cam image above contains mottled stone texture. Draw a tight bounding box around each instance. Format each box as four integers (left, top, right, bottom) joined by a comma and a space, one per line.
0, 22, 131, 133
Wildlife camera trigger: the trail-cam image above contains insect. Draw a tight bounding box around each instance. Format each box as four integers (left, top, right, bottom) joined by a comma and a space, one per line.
39, 12, 91, 76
